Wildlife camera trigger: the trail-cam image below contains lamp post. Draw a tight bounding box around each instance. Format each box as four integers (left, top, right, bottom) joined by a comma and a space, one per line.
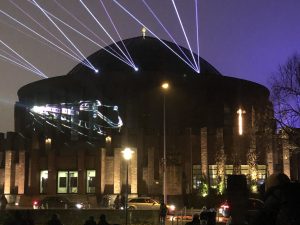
161, 82, 169, 204
122, 147, 134, 225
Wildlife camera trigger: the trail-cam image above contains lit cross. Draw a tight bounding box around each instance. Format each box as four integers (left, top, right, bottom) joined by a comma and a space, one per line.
237, 108, 246, 135
142, 27, 147, 39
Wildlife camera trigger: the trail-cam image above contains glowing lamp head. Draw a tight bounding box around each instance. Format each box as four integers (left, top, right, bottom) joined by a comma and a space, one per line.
94, 69, 99, 74
105, 136, 112, 143
122, 147, 134, 160
161, 82, 169, 90
134, 67, 139, 72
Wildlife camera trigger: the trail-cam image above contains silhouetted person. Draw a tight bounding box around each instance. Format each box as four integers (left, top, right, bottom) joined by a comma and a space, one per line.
98, 214, 110, 225
114, 195, 120, 209
47, 214, 63, 225
251, 173, 291, 225
0, 194, 8, 210
84, 216, 96, 225
159, 202, 168, 225
185, 213, 200, 225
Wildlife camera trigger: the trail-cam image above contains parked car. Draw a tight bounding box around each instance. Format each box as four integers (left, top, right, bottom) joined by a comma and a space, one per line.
127, 197, 176, 213
32, 196, 85, 209
217, 198, 264, 223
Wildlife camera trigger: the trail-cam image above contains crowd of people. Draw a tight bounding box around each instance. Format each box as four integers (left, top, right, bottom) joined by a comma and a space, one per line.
1, 213, 112, 225
1, 172, 299, 225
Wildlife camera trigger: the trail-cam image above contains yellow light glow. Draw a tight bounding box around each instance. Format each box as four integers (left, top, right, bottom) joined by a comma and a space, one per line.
45, 138, 51, 144
142, 27, 147, 38
237, 108, 246, 135
122, 147, 134, 160
105, 136, 112, 143
161, 82, 169, 90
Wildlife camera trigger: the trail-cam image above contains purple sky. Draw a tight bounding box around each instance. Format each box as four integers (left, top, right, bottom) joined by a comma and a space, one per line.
0, 0, 300, 132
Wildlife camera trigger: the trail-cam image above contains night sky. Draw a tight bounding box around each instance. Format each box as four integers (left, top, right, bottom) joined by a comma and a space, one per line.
0, 0, 300, 132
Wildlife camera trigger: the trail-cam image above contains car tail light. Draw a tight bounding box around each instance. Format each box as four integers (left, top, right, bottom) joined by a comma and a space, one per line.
33, 200, 39, 206
220, 202, 229, 209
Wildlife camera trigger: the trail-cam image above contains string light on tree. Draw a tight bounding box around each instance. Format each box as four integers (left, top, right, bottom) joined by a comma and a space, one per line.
237, 108, 246, 135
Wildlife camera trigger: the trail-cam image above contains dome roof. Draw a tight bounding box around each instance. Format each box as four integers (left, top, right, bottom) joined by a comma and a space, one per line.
69, 36, 221, 76
17, 36, 269, 105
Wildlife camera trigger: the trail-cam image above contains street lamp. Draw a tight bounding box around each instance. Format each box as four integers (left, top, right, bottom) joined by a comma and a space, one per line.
122, 147, 134, 225
161, 82, 169, 204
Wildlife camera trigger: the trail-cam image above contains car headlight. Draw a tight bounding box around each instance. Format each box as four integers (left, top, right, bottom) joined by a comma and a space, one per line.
169, 204, 176, 211
76, 203, 83, 209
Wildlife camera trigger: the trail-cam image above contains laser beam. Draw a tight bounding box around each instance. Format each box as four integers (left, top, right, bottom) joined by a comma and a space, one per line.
0, 39, 47, 78
0, 10, 91, 69
195, 0, 200, 73
11, 0, 82, 60
31, 0, 98, 73
171, 0, 198, 71
79, 0, 137, 70
99, 0, 135, 67
112, 0, 198, 72
0, 52, 46, 77
53, 0, 127, 64
141, 0, 196, 70
32, 4, 134, 69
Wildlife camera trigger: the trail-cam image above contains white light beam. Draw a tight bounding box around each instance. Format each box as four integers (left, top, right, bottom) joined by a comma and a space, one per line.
171, 0, 198, 71
112, 0, 198, 72
79, 0, 137, 69
31, 0, 97, 72
0, 39, 47, 78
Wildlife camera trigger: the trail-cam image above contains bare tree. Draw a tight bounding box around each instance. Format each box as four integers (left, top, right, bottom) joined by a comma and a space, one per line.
270, 53, 300, 138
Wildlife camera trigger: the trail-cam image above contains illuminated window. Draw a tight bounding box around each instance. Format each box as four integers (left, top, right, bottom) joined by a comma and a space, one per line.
192, 165, 201, 189
87, 170, 96, 193
241, 165, 249, 176
69, 171, 78, 193
225, 165, 233, 175
40, 170, 48, 194
209, 165, 218, 188
257, 165, 267, 183
57, 171, 78, 193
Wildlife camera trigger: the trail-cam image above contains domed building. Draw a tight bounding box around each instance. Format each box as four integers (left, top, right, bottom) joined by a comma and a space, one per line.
1, 37, 281, 204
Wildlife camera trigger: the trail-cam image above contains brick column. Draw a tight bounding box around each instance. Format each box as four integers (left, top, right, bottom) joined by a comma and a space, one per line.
29, 134, 40, 195
201, 127, 208, 177
114, 148, 121, 194
16, 150, 26, 194
100, 148, 106, 194
47, 149, 56, 195
77, 148, 85, 194
4, 150, 15, 194
130, 147, 138, 194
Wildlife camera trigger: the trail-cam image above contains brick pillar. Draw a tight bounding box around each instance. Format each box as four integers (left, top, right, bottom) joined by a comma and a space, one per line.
16, 150, 26, 194
47, 149, 56, 195
99, 148, 105, 194
29, 134, 40, 194
77, 149, 85, 194
114, 148, 121, 194
201, 127, 208, 177
4, 150, 15, 194
130, 147, 138, 194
